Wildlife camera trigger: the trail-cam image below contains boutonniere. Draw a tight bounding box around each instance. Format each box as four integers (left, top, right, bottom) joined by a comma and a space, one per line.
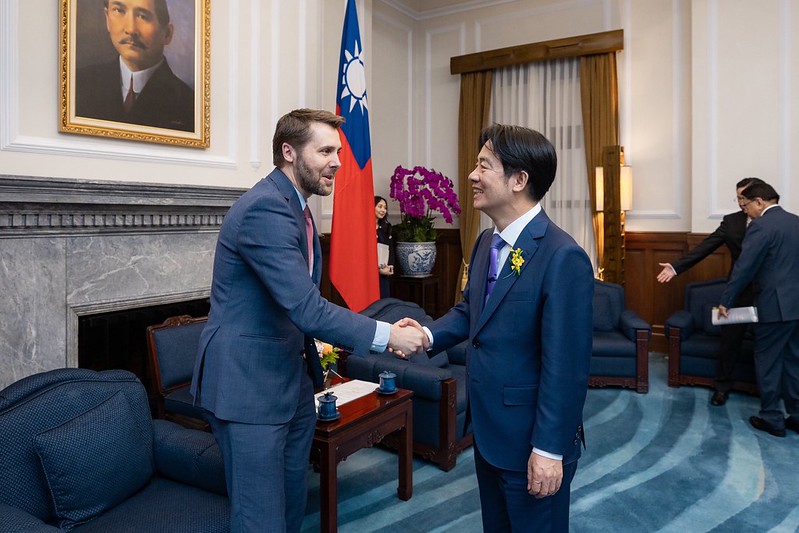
507, 247, 524, 277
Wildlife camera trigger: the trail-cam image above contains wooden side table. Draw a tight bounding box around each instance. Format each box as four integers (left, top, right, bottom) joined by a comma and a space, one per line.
390, 275, 441, 317
310, 386, 414, 532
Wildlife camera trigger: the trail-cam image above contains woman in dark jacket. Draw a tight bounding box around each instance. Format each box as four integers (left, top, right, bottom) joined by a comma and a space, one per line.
375, 196, 394, 298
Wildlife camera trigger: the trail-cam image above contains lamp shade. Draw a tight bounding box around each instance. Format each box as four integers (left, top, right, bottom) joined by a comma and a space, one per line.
594, 167, 604, 211
620, 166, 633, 211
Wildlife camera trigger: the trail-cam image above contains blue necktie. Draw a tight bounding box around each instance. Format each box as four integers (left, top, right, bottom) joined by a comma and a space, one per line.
485, 233, 505, 301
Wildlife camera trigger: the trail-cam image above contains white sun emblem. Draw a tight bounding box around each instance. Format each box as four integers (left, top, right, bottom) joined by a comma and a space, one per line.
340, 41, 368, 114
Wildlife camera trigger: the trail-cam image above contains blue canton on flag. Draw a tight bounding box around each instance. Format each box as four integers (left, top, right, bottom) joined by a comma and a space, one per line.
336, 0, 371, 170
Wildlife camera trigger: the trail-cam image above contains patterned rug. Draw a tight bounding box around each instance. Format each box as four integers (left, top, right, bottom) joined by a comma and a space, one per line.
302, 353, 799, 532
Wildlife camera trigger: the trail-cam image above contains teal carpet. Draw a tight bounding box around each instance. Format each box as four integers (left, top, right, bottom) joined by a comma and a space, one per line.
302, 353, 799, 532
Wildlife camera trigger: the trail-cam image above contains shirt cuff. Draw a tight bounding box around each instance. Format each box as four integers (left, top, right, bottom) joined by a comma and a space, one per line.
532, 448, 563, 461
371, 321, 391, 352
422, 326, 434, 350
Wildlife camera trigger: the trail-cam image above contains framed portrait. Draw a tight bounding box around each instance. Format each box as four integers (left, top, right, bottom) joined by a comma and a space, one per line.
59, 0, 210, 148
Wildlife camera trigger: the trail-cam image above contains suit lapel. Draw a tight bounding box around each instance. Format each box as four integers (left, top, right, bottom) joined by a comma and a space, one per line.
475, 212, 549, 333
268, 169, 318, 283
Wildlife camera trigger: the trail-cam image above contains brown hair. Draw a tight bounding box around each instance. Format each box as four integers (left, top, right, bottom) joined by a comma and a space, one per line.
272, 109, 345, 167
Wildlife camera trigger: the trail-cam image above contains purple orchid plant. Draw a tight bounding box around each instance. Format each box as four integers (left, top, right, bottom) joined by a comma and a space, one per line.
389, 165, 461, 242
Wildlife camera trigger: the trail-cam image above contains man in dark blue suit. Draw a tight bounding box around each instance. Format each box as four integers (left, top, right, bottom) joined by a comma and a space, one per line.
190, 109, 427, 532
403, 125, 593, 531
656, 177, 763, 406
719, 182, 799, 437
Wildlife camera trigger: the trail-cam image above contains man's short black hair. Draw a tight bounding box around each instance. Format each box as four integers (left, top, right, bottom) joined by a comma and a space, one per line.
736, 177, 764, 189
741, 182, 780, 203
479, 124, 557, 202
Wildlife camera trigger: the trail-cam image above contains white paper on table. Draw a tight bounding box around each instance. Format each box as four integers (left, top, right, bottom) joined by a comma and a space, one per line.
377, 243, 390, 267
711, 306, 759, 325
314, 379, 378, 407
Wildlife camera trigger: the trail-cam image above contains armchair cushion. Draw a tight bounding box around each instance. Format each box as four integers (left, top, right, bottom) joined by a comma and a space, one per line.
33, 392, 153, 531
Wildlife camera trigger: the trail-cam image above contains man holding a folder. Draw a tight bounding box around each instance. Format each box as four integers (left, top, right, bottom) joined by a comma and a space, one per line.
719, 182, 799, 437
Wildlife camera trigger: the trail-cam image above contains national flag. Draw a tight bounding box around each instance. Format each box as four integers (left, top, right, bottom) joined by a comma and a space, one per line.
329, 0, 380, 312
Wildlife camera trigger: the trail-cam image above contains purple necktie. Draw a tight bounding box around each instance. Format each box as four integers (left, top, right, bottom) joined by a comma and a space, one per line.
304, 206, 314, 274
485, 233, 505, 301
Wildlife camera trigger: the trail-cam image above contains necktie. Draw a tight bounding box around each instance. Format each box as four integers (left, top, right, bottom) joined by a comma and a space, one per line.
304, 206, 314, 274
123, 75, 136, 114
485, 233, 505, 301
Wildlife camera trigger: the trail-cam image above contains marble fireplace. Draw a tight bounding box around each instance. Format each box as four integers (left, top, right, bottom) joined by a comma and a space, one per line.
0, 175, 244, 389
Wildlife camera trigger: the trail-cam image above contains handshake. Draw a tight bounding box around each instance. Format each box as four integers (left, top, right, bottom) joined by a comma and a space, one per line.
388, 318, 429, 359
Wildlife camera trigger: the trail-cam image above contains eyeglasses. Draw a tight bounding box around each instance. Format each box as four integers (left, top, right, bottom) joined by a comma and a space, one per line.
738, 199, 754, 208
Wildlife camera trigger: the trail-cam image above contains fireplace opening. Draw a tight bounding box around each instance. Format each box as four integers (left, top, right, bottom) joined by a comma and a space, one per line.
78, 298, 210, 413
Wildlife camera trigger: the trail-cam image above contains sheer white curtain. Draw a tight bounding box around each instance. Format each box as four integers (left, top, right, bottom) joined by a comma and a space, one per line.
487, 59, 597, 270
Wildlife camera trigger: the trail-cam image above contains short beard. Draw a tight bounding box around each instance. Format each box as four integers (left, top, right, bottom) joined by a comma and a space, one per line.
296, 153, 332, 197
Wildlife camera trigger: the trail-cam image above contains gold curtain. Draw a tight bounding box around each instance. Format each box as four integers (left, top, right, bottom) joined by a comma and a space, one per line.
579, 52, 620, 273
454, 71, 493, 304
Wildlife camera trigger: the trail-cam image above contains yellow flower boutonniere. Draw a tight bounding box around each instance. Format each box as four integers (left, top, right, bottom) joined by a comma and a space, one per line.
314, 339, 341, 370
509, 247, 524, 276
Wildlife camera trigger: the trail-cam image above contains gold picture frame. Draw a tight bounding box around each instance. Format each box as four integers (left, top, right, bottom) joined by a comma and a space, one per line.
59, 0, 210, 148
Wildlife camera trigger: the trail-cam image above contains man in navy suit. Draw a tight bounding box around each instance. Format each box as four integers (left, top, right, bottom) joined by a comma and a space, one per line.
403, 125, 593, 531
191, 109, 427, 532
656, 177, 764, 406
719, 182, 799, 438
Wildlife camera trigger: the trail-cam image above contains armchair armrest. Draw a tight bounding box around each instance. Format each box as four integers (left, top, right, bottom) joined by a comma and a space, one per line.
620, 310, 651, 342
346, 354, 454, 401
664, 310, 695, 340
151, 419, 227, 496
0, 502, 60, 532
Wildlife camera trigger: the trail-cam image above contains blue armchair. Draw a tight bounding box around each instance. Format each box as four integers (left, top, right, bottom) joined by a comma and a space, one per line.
590, 280, 651, 393
344, 298, 472, 472
0, 368, 228, 532
664, 278, 757, 392
146, 315, 209, 430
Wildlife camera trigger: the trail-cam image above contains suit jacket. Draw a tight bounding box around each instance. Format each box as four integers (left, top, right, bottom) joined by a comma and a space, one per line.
721, 206, 799, 323
75, 58, 194, 132
672, 210, 747, 276
190, 168, 377, 425
429, 210, 593, 472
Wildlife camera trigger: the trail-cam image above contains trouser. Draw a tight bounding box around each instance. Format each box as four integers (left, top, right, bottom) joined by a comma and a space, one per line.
208, 372, 316, 533
474, 444, 577, 533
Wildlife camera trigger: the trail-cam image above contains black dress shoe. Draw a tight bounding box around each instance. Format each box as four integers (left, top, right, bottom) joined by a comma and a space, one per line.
710, 390, 729, 406
785, 417, 799, 434
750, 416, 786, 437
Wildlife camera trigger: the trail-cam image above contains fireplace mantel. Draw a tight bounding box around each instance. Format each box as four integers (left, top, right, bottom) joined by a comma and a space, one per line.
0, 175, 245, 388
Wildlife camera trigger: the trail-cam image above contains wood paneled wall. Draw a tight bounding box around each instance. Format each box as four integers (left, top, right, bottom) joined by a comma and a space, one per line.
626, 231, 731, 351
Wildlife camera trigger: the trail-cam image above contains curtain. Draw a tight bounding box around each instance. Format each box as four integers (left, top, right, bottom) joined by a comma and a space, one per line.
580, 53, 619, 273
454, 71, 493, 304
490, 59, 598, 269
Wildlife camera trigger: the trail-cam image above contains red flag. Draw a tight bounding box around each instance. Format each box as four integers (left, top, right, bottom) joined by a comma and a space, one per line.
330, 0, 379, 312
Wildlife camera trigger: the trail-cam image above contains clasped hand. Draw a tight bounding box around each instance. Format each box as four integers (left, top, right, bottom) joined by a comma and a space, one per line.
388, 317, 428, 358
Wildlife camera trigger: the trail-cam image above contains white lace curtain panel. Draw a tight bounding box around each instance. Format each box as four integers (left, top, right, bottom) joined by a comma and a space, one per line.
488, 59, 598, 271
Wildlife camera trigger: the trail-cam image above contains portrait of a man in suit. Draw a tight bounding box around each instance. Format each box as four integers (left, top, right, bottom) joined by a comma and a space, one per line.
74, 0, 195, 132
